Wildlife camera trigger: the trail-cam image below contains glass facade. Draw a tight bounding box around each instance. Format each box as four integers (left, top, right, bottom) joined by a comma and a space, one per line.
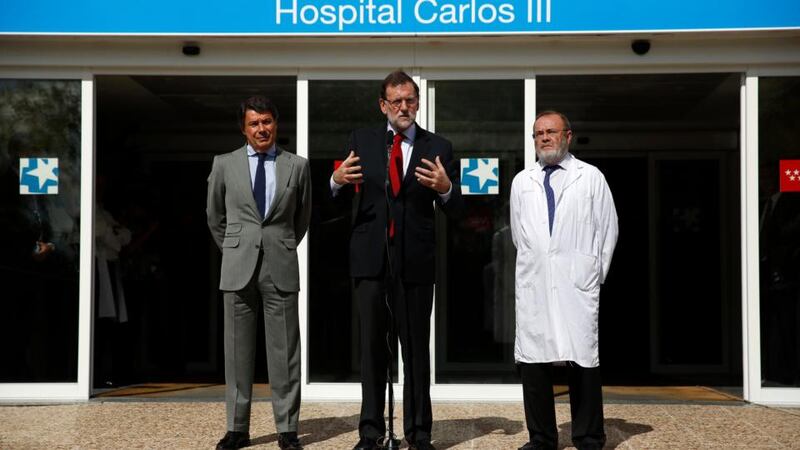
0, 79, 81, 382
759, 76, 800, 388
0, 69, 789, 402
536, 74, 741, 383
305, 74, 744, 387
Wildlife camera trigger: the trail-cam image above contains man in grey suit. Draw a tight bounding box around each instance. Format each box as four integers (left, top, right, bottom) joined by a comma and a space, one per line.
207, 96, 311, 450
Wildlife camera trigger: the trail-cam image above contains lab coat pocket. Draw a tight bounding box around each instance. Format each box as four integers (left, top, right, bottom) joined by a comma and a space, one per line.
515, 248, 541, 288
571, 250, 599, 291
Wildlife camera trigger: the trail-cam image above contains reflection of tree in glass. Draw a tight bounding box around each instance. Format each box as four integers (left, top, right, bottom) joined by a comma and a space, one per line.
0, 80, 82, 271
0, 80, 81, 170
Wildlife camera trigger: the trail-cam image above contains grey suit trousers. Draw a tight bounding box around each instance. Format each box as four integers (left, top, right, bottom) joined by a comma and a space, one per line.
223, 257, 301, 433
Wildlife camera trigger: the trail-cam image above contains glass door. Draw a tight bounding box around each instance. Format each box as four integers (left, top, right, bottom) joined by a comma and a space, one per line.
93, 75, 297, 394
535, 73, 742, 386
0, 78, 84, 398
429, 80, 525, 383
306, 79, 387, 384
753, 75, 800, 404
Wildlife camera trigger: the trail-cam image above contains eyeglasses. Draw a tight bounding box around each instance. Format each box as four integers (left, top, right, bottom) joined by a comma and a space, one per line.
383, 96, 419, 109
532, 129, 570, 139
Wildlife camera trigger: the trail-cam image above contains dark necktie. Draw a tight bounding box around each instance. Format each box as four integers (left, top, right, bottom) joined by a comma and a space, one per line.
254, 152, 268, 219
389, 132, 404, 197
543, 165, 560, 235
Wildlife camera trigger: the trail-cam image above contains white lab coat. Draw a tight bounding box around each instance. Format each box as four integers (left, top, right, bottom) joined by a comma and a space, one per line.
510, 154, 618, 368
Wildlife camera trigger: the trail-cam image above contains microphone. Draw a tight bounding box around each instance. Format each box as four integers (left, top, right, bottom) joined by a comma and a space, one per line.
385, 130, 394, 190
381, 127, 402, 450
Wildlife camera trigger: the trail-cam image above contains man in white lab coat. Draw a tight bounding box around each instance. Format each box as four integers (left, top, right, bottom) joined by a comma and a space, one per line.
510, 111, 618, 450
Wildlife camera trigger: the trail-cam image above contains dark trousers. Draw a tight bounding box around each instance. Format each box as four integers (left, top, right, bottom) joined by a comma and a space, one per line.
520, 362, 606, 450
355, 268, 434, 444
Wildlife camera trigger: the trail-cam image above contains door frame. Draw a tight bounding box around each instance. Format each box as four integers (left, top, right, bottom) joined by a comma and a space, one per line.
0, 70, 95, 401
742, 72, 800, 406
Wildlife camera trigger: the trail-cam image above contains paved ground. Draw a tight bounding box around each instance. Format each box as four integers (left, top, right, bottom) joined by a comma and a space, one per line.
2, 400, 800, 449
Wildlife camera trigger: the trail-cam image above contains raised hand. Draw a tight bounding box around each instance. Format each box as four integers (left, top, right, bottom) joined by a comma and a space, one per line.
333, 150, 363, 185
415, 156, 452, 194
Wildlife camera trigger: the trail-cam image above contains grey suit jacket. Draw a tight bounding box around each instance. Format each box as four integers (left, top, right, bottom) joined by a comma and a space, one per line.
206, 145, 311, 292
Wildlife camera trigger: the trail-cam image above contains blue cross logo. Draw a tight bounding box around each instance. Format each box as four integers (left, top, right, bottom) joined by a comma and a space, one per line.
460, 158, 499, 195
19, 157, 59, 195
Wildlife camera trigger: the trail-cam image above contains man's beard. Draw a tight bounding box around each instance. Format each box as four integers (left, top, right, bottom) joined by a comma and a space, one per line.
536, 144, 568, 166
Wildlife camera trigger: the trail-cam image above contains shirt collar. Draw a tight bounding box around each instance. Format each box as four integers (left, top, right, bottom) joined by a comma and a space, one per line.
247, 143, 277, 157
387, 122, 416, 142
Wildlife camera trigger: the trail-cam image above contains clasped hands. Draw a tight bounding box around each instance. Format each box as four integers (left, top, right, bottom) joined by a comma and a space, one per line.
333, 150, 451, 194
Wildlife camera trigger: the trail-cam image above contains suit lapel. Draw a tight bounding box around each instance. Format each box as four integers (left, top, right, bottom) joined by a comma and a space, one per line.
264, 147, 293, 223
403, 125, 428, 189
372, 127, 387, 184
232, 146, 261, 219
361, 126, 387, 190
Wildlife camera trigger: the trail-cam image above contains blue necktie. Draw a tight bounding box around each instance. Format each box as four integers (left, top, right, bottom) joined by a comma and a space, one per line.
254, 152, 267, 219
543, 165, 560, 235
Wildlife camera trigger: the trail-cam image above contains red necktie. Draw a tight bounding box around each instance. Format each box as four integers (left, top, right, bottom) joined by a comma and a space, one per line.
388, 133, 404, 238
389, 133, 404, 197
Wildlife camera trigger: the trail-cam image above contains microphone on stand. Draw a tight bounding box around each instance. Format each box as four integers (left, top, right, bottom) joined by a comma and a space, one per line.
385, 129, 395, 191
381, 128, 401, 450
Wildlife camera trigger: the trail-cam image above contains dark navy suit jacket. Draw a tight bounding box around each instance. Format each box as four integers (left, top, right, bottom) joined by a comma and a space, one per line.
336, 123, 463, 284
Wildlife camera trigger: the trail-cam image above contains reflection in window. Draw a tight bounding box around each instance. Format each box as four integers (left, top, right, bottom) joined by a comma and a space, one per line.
307, 80, 385, 382
759, 77, 800, 388
0, 80, 81, 382
537, 74, 741, 385
434, 80, 524, 383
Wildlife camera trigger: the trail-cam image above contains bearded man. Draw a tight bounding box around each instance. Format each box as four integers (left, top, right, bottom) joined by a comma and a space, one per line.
510, 110, 618, 450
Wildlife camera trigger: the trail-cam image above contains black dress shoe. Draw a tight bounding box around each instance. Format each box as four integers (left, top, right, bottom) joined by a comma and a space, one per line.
352, 436, 379, 450
216, 431, 250, 450
409, 440, 436, 450
576, 444, 603, 450
278, 432, 303, 449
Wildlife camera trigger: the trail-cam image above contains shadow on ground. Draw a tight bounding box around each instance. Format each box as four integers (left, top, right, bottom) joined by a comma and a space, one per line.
251, 414, 360, 447
556, 417, 654, 449
432, 416, 524, 449
250, 415, 651, 448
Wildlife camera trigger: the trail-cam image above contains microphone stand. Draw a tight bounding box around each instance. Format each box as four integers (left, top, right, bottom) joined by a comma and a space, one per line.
380, 130, 401, 450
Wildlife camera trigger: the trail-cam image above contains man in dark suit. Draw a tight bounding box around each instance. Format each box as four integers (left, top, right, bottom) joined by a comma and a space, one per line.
207, 96, 311, 450
331, 70, 463, 450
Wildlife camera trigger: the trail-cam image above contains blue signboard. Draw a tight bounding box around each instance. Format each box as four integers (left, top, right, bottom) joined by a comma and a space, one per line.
1, 0, 798, 35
